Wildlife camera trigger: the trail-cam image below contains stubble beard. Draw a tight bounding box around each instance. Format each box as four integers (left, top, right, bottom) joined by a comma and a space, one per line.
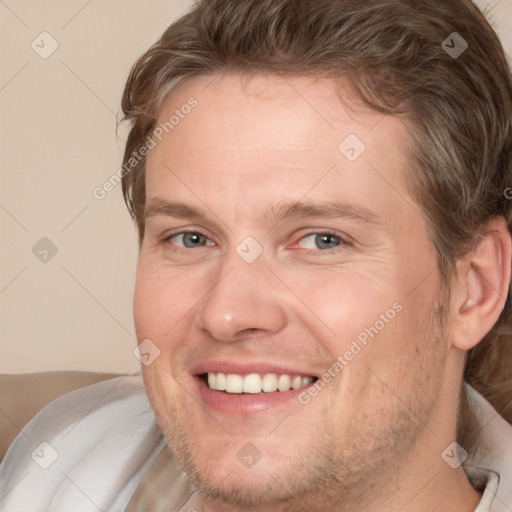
145, 300, 449, 511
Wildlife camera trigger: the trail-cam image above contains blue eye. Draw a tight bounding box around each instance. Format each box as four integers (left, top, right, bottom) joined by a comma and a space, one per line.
297, 233, 343, 250
169, 232, 213, 248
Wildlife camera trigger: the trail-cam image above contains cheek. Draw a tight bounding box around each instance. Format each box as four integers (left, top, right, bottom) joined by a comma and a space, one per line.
288, 265, 439, 378
282, 268, 400, 352
133, 261, 199, 340
133, 266, 164, 339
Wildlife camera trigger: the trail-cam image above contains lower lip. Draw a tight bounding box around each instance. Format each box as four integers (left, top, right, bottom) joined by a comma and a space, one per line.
193, 375, 314, 416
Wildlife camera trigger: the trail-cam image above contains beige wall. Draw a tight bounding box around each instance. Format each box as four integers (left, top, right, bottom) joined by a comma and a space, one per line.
0, 0, 193, 374
1, 0, 511, 374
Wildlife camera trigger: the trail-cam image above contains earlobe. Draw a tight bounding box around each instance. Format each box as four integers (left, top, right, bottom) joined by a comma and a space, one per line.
451, 217, 511, 351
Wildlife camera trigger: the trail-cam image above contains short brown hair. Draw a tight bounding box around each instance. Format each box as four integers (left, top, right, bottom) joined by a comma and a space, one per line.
120, 0, 512, 455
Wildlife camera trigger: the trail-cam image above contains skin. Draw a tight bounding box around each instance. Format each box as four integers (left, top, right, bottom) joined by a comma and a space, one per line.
133, 73, 509, 511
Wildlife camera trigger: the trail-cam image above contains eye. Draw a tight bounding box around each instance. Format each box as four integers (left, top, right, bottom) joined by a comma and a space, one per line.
296, 232, 344, 250
168, 231, 214, 248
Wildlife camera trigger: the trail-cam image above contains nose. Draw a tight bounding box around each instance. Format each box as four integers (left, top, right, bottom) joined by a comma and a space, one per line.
193, 256, 287, 343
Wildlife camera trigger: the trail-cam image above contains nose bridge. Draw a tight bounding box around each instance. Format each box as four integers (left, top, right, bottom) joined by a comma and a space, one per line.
194, 248, 287, 342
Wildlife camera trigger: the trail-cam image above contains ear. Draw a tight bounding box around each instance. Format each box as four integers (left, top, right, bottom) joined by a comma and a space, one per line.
451, 217, 511, 351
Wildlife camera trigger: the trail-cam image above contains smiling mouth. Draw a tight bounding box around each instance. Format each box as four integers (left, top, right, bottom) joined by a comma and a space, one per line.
201, 372, 318, 394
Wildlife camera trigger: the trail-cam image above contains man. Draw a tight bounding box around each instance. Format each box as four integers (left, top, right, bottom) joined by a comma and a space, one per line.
1, 0, 511, 510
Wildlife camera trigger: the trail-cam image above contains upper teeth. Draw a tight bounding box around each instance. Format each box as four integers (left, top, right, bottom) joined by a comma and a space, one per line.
207, 373, 313, 394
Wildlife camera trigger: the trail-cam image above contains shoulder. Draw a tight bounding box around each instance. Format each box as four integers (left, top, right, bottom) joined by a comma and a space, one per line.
466, 384, 512, 510
0, 371, 120, 461
0, 372, 166, 511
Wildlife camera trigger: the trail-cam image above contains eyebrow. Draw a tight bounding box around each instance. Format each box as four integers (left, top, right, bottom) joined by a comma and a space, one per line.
144, 197, 383, 227
262, 199, 383, 226
145, 198, 206, 221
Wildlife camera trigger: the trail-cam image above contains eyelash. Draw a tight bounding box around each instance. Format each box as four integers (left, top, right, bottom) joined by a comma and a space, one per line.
163, 229, 348, 253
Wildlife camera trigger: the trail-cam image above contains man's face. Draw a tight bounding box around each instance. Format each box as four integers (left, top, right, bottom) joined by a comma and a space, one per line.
134, 74, 449, 508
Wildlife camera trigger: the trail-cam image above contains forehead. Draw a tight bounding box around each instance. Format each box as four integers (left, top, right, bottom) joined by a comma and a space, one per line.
145, 73, 418, 224
152, 72, 411, 156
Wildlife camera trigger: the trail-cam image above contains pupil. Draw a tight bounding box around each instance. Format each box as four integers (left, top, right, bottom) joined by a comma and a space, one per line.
317, 234, 339, 249
184, 233, 204, 247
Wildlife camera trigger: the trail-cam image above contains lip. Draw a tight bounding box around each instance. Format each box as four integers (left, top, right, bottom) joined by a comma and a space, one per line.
193, 374, 316, 416
189, 360, 319, 416
189, 361, 320, 378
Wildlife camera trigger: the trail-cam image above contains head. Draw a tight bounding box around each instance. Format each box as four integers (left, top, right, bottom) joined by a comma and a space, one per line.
122, 0, 512, 509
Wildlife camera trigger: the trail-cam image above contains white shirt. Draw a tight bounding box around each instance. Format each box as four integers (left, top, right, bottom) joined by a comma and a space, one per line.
0, 375, 510, 511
